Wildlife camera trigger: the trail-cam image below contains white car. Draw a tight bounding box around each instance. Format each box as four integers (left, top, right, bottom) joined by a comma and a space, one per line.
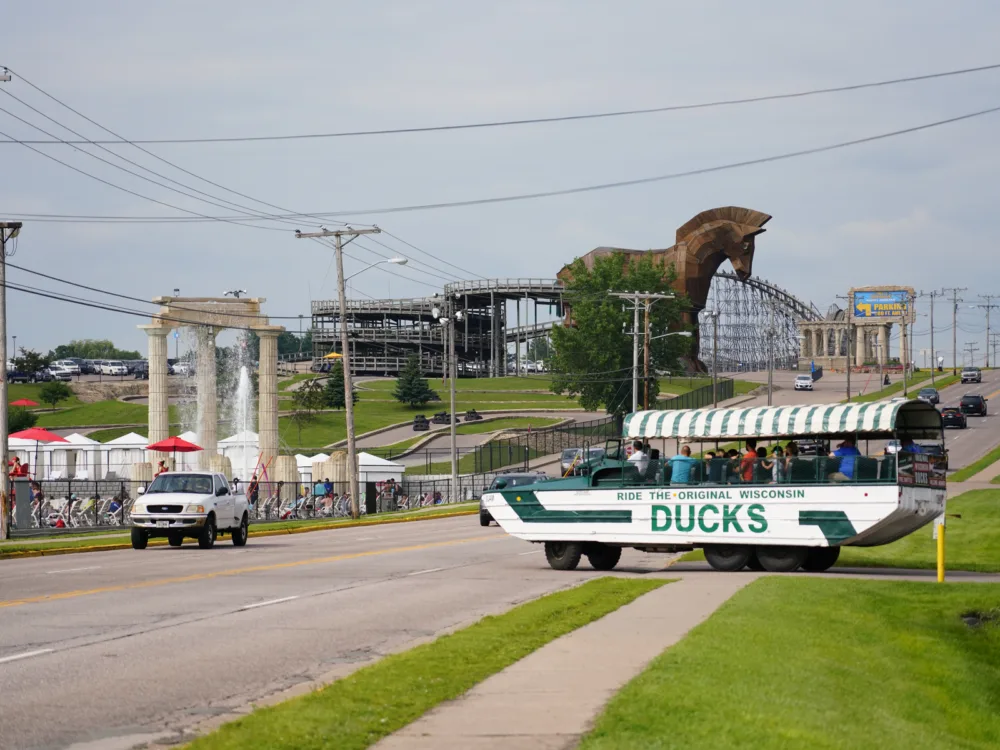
52, 359, 81, 375
794, 375, 814, 391
46, 365, 73, 382
101, 360, 128, 376
172, 361, 193, 376
131, 471, 249, 549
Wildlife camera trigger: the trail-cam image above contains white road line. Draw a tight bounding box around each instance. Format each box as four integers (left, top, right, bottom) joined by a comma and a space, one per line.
354, 536, 376, 541
408, 567, 446, 576
0, 649, 53, 665
238, 596, 299, 611
46, 566, 101, 575
518, 550, 542, 556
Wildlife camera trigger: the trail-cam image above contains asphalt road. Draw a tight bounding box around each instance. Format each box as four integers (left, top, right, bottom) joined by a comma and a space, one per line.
0, 517, 669, 750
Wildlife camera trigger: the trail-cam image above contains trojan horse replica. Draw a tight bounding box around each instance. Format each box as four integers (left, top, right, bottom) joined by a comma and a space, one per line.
557, 206, 771, 369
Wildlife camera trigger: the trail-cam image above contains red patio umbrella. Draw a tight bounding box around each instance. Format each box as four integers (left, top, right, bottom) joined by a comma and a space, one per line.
9, 427, 70, 479
146, 435, 203, 471
10, 398, 39, 407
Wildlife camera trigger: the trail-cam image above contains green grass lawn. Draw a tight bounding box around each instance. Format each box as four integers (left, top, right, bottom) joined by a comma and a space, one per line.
850, 373, 960, 403
657, 377, 757, 397
836, 489, 1000, 572
186, 577, 668, 750
404, 452, 481, 476
35, 400, 156, 428
580, 577, 1000, 750
360, 375, 557, 393
454, 416, 560, 435
277, 373, 320, 391
87, 426, 150, 442
950, 444, 1000, 482
8, 382, 84, 408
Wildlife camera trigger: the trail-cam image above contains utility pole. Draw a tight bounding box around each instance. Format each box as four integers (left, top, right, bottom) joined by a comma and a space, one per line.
941, 288, 966, 375
643, 300, 651, 409
991, 334, 1000, 371
431, 295, 462, 503
978, 295, 998, 368
611, 291, 674, 412
963, 342, 979, 368
845, 320, 853, 402
295, 226, 382, 519
0, 221, 22, 540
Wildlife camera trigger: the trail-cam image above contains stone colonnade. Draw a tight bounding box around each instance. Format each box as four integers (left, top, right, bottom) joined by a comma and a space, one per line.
140, 297, 283, 477
798, 321, 908, 368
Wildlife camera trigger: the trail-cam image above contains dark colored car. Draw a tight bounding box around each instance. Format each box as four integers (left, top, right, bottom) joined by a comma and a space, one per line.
795, 438, 829, 456
133, 361, 149, 380
412, 415, 429, 431
463, 409, 483, 422
7, 369, 30, 384
940, 407, 967, 429
480, 472, 548, 526
917, 388, 940, 405
80, 359, 98, 375
431, 411, 451, 425
960, 394, 988, 416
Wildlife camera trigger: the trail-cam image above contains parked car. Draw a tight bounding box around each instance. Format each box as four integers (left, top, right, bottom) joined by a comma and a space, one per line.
47, 365, 73, 382
940, 406, 968, 429
91, 359, 109, 374
960, 394, 988, 416
480, 472, 548, 526
172, 361, 193, 376
793, 374, 814, 391
101, 360, 128, 376
560, 447, 606, 475
52, 359, 81, 375
463, 409, 483, 422
80, 359, 99, 375
431, 411, 451, 425
917, 387, 940, 405
7, 369, 31, 384
795, 438, 829, 455
133, 360, 149, 380
412, 415, 429, 432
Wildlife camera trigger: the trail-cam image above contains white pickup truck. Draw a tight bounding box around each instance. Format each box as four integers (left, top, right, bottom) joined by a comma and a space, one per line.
130, 471, 249, 550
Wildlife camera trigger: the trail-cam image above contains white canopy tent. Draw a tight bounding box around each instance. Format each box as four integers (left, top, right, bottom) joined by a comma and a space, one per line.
358, 452, 404, 485
219, 430, 260, 480
103, 432, 148, 478
45, 433, 101, 480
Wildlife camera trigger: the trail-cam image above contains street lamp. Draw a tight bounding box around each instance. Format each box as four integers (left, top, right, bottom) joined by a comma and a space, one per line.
433, 299, 463, 504
346, 258, 407, 282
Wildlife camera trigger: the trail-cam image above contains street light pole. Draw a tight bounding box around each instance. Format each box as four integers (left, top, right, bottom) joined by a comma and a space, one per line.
432, 298, 462, 504
0, 221, 23, 540
295, 227, 384, 518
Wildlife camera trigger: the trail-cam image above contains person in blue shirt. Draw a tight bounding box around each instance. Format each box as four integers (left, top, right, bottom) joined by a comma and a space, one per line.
668, 445, 700, 485
829, 437, 861, 482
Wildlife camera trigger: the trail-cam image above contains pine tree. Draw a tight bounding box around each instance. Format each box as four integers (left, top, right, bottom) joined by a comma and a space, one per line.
324, 361, 356, 409
392, 355, 439, 407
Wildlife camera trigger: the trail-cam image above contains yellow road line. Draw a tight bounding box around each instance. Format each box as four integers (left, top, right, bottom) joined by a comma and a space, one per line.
0, 534, 495, 609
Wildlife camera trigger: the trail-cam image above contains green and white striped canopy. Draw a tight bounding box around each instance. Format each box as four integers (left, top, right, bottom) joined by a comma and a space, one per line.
623, 400, 941, 440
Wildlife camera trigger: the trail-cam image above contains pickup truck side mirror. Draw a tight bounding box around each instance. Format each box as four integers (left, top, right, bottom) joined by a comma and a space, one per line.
216, 486, 228, 497
137, 486, 145, 495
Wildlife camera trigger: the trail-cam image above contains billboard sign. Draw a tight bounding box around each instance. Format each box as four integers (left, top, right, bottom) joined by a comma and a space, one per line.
853, 290, 909, 318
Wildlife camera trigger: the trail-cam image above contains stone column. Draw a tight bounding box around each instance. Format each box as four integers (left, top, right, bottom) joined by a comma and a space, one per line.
801, 327, 812, 358
255, 327, 283, 470
141, 326, 171, 444
855, 326, 865, 367
196, 327, 218, 469
884, 324, 892, 365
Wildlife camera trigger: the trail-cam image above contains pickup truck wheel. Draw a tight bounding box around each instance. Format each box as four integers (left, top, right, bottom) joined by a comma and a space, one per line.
479, 511, 492, 527
704, 544, 751, 571
544, 541, 583, 571
801, 546, 840, 572
756, 545, 808, 573
232, 514, 249, 547
585, 543, 622, 571
130, 528, 148, 550
168, 533, 183, 547
198, 515, 217, 549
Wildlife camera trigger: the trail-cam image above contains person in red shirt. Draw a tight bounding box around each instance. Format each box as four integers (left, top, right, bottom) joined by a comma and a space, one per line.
155, 460, 168, 477
740, 439, 758, 483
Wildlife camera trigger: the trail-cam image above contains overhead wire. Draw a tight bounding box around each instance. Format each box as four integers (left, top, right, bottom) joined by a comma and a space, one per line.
0, 71, 467, 285
4, 62, 998, 144
8, 103, 999, 224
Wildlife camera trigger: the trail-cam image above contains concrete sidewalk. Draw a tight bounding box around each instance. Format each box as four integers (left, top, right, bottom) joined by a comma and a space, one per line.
373, 573, 752, 750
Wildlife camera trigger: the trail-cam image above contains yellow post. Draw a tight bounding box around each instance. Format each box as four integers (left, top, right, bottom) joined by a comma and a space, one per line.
936, 522, 946, 583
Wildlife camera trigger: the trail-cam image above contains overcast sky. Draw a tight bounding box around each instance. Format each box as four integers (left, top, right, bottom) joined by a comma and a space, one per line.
3, 0, 999, 366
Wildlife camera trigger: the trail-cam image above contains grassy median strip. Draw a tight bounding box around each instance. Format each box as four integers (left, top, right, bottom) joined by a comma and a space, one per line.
580, 577, 1000, 750
849, 372, 959, 403
186, 576, 668, 750
0, 503, 478, 558
950, 444, 1000, 482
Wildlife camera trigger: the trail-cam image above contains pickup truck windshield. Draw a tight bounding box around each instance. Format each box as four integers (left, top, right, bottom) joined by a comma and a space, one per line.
147, 475, 213, 494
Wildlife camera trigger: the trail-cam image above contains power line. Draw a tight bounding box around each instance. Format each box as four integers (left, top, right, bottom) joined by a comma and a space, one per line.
0, 71, 468, 285
4, 62, 998, 144
8, 103, 1000, 223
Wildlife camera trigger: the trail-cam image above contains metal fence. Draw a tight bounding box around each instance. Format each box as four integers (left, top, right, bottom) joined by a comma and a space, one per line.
655, 378, 735, 410
11, 479, 145, 534
470, 415, 621, 474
